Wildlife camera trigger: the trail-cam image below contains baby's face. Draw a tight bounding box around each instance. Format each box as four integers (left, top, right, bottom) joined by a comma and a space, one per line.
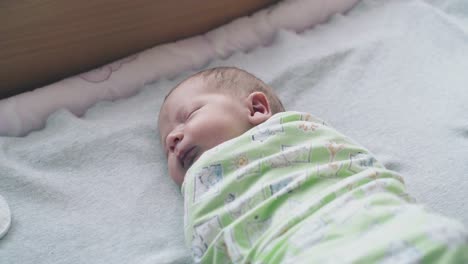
158, 77, 253, 186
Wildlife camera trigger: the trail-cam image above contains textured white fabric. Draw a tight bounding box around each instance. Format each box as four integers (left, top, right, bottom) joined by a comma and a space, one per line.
1, 0, 467, 263
0, 195, 11, 239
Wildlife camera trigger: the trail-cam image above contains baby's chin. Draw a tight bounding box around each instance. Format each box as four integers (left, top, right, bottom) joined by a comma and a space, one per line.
168, 167, 184, 187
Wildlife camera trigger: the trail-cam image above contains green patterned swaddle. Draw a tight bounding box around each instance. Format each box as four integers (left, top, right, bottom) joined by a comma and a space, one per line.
181, 111, 468, 263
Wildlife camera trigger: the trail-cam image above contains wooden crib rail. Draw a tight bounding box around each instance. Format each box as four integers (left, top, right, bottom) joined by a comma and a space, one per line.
0, 0, 277, 99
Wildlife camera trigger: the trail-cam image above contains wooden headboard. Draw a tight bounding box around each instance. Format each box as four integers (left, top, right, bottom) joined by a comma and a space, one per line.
0, 0, 277, 99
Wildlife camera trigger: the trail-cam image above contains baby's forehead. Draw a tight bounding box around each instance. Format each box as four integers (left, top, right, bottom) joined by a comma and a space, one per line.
168, 76, 206, 99
172, 77, 228, 105
159, 77, 205, 118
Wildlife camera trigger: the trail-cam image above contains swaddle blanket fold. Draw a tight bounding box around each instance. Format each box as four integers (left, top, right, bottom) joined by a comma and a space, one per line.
182, 111, 468, 263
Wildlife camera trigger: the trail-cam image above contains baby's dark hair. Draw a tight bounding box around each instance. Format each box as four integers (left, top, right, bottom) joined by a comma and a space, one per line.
167, 67, 285, 114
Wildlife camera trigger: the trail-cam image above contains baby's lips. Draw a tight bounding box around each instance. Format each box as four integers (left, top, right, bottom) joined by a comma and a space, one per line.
183, 146, 200, 170
175, 145, 189, 167
176, 146, 190, 169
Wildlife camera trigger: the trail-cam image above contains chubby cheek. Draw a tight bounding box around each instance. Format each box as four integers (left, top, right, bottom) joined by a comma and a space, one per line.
190, 119, 242, 150
168, 155, 184, 186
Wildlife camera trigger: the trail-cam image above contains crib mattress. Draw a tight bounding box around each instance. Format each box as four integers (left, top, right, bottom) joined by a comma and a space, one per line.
1, 0, 467, 263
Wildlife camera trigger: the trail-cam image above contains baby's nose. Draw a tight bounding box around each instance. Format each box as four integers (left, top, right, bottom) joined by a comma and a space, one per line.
167, 131, 183, 152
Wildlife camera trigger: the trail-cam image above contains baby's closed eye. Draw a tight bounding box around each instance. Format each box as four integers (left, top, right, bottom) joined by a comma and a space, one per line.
186, 106, 202, 121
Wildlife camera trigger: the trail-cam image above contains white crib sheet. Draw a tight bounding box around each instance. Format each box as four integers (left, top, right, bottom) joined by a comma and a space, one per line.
1, 0, 468, 263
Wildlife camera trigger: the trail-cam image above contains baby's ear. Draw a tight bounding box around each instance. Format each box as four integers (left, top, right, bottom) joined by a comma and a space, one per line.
246, 92, 272, 125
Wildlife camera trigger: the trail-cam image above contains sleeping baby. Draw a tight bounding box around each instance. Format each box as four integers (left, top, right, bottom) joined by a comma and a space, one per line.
158, 67, 468, 263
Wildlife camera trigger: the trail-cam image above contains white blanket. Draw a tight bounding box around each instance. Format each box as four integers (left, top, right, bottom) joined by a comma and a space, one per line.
1, 0, 468, 263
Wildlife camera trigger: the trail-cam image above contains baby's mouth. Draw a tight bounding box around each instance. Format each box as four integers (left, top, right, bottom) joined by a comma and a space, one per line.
181, 146, 200, 170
